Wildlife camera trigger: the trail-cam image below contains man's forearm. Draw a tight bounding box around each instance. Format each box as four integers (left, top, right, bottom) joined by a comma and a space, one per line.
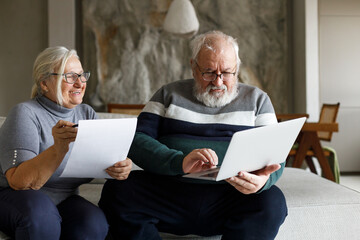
128, 132, 184, 175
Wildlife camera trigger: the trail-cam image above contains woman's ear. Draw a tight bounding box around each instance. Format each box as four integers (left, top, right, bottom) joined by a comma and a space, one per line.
40, 81, 48, 93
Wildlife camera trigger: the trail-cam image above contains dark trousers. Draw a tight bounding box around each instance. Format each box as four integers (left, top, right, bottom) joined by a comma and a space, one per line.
99, 171, 287, 240
0, 188, 108, 240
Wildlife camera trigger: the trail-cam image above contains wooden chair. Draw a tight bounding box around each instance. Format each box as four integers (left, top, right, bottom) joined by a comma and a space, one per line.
317, 103, 340, 142
107, 103, 145, 116
288, 102, 340, 174
276, 113, 309, 122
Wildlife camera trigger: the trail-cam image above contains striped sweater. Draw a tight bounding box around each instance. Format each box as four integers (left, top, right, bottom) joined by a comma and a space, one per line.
128, 79, 284, 191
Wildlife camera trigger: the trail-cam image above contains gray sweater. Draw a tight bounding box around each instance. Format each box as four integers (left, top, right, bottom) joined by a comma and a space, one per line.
0, 95, 96, 204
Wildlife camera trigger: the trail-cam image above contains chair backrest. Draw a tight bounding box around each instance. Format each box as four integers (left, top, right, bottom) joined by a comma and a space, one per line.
107, 103, 145, 116
276, 113, 309, 122
317, 102, 340, 141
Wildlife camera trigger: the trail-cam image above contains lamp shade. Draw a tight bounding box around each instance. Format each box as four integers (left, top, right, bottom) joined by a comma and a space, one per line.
163, 0, 199, 36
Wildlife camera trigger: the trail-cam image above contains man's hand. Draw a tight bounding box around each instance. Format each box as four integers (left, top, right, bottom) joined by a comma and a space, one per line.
183, 148, 218, 173
225, 164, 281, 194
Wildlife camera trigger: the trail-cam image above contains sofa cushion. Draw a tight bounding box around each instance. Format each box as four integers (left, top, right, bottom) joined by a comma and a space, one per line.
276, 168, 360, 240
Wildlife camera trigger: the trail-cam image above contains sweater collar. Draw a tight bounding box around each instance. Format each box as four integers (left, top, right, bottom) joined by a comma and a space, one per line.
36, 95, 74, 118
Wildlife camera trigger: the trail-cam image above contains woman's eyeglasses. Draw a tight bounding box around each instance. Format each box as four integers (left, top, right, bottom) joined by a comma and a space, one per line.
49, 72, 90, 84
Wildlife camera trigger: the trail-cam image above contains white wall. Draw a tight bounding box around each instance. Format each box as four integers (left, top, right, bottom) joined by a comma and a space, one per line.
48, 0, 75, 49
0, 0, 76, 117
305, 0, 320, 122
0, 0, 47, 116
319, 0, 360, 171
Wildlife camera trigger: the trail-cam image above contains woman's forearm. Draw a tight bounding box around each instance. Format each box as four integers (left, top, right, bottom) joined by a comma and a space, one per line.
5, 145, 66, 190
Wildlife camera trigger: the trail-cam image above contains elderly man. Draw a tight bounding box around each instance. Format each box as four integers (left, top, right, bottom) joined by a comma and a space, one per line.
99, 31, 287, 240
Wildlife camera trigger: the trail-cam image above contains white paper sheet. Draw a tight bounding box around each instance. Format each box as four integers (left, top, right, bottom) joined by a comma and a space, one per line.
60, 118, 137, 178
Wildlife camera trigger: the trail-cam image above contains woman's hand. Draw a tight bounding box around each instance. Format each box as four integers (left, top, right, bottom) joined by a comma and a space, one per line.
225, 164, 281, 194
106, 158, 132, 180
183, 148, 218, 173
52, 120, 78, 155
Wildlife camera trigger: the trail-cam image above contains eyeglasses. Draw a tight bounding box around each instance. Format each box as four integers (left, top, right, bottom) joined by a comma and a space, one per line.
49, 72, 90, 84
195, 62, 235, 82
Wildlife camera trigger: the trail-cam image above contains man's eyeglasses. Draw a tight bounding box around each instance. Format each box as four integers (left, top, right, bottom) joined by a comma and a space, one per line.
49, 72, 90, 84
195, 62, 235, 82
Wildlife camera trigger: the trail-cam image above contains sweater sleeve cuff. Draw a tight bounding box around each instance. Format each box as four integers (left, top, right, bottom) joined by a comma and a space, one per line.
257, 162, 285, 193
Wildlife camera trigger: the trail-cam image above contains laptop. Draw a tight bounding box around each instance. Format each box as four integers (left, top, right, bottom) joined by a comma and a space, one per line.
183, 117, 306, 181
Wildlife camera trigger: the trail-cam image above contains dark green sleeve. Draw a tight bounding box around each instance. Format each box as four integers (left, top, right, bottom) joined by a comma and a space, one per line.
257, 161, 285, 193
128, 132, 185, 175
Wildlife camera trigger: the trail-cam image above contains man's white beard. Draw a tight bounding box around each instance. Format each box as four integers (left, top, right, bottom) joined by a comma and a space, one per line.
194, 82, 238, 108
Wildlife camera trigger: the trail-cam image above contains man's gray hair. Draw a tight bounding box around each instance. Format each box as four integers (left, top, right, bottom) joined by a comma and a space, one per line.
31, 46, 79, 106
190, 30, 241, 74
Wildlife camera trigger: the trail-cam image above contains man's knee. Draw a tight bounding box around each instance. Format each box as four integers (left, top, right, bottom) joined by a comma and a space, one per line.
99, 179, 119, 208
261, 186, 288, 225
99, 173, 142, 207
68, 209, 108, 240
223, 186, 287, 239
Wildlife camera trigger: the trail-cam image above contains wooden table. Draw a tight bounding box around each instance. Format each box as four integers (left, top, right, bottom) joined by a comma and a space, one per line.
291, 122, 339, 182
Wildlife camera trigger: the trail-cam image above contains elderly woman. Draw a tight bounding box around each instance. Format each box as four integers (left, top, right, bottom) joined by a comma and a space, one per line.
0, 46, 132, 239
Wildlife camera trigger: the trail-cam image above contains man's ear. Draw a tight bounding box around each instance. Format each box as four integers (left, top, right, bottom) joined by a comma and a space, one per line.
190, 59, 196, 78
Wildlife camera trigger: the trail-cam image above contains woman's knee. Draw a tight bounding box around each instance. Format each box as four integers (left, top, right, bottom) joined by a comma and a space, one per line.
12, 190, 61, 239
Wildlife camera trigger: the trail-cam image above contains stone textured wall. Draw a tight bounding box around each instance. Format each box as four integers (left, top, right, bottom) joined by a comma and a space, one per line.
82, 0, 289, 113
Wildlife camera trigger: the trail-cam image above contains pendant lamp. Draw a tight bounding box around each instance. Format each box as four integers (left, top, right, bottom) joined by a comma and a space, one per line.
163, 0, 199, 37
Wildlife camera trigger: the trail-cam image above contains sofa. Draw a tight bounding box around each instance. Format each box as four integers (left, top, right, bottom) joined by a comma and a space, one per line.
1, 113, 360, 240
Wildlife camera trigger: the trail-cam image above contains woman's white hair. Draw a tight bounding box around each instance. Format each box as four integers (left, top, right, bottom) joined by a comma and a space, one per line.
31, 46, 79, 106
190, 30, 241, 75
